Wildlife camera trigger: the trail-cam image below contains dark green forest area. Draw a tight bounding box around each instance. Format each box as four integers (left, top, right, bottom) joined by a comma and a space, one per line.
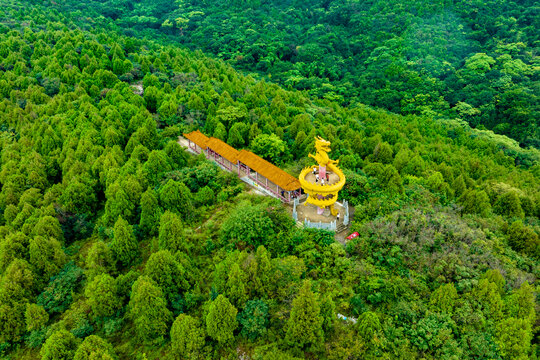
36, 0, 539, 148
0, 0, 539, 359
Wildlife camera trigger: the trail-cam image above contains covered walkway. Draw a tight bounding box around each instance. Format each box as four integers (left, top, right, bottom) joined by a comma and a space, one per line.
181, 130, 301, 203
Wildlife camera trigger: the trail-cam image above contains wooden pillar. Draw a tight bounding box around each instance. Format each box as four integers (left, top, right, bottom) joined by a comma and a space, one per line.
288, 191, 291, 202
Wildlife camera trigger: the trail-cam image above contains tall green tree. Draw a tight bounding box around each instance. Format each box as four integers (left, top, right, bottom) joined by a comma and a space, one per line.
139, 188, 161, 236
171, 314, 206, 359
158, 211, 187, 253
145, 249, 188, 303
85, 273, 121, 318
159, 180, 193, 220
206, 294, 238, 345
40, 329, 79, 360
74, 335, 117, 360
285, 280, 324, 351
128, 276, 172, 343
111, 217, 138, 268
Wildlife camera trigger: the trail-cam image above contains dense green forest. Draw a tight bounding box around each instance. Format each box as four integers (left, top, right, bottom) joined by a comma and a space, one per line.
0, 0, 539, 359
34, 0, 540, 148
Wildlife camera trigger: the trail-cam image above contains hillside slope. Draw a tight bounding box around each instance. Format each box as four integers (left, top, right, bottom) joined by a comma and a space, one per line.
0, 2, 538, 359
37, 0, 540, 147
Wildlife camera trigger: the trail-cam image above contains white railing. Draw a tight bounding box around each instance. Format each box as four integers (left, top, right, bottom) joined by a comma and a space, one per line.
304, 218, 336, 231
292, 198, 299, 221
343, 199, 349, 226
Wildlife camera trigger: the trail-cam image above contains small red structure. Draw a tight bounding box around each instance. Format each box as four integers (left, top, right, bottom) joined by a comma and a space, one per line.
346, 232, 359, 240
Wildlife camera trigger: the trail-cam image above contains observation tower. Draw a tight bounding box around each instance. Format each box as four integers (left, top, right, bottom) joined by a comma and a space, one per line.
298, 137, 346, 216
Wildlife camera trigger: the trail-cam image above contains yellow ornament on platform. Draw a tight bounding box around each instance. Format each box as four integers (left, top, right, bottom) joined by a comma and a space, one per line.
298, 136, 346, 216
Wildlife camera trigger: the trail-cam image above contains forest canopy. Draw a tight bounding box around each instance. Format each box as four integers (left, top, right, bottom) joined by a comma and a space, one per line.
0, 0, 538, 359
44, 0, 540, 148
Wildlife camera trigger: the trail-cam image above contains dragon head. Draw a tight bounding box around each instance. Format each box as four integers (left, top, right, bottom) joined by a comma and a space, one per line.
314, 136, 331, 153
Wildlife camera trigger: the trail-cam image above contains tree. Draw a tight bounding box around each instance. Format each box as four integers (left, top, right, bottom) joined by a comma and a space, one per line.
507, 281, 536, 324
128, 276, 172, 343
195, 186, 215, 206
506, 220, 539, 256
250, 133, 286, 163
430, 283, 458, 314
171, 314, 205, 359
206, 294, 238, 344
460, 189, 491, 216
74, 335, 117, 360
25, 303, 48, 331
37, 262, 84, 314
213, 122, 227, 141
28, 235, 66, 281
495, 317, 532, 359
85, 241, 115, 278
0, 300, 26, 343
472, 279, 503, 321
482, 269, 505, 295
164, 141, 188, 169
145, 250, 188, 303
320, 294, 336, 335
373, 142, 393, 164
139, 188, 161, 236
494, 191, 524, 217
225, 263, 248, 308
143, 150, 172, 185
227, 122, 247, 148
357, 311, 381, 346
85, 273, 121, 318
159, 179, 193, 220
158, 211, 187, 253
285, 280, 324, 350
220, 202, 274, 247
111, 217, 138, 268
452, 175, 466, 198
40, 329, 79, 360
238, 299, 269, 340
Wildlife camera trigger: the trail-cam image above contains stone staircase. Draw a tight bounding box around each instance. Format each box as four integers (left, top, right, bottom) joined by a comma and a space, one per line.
336, 222, 348, 233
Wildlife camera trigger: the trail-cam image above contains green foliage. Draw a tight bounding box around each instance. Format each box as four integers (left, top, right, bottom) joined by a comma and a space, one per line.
159, 179, 193, 220
430, 283, 458, 314
250, 133, 286, 163
25, 303, 48, 332
285, 280, 323, 351
128, 276, 172, 343
0, 4, 537, 359
28, 235, 66, 281
158, 211, 187, 253
84, 273, 121, 318
238, 299, 269, 340
111, 217, 138, 268
145, 249, 188, 303
220, 201, 274, 248
206, 294, 238, 345
494, 191, 524, 217
460, 189, 491, 216
85, 241, 115, 279
37, 262, 84, 314
171, 314, 205, 359
74, 335, 117, 360
40, 329, 79, 360
506, 220, 539, 257
357, 311, 381, 344
495, 317, 532, 359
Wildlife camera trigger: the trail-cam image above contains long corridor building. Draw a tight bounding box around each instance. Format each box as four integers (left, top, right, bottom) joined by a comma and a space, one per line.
183, 130, 301, 203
